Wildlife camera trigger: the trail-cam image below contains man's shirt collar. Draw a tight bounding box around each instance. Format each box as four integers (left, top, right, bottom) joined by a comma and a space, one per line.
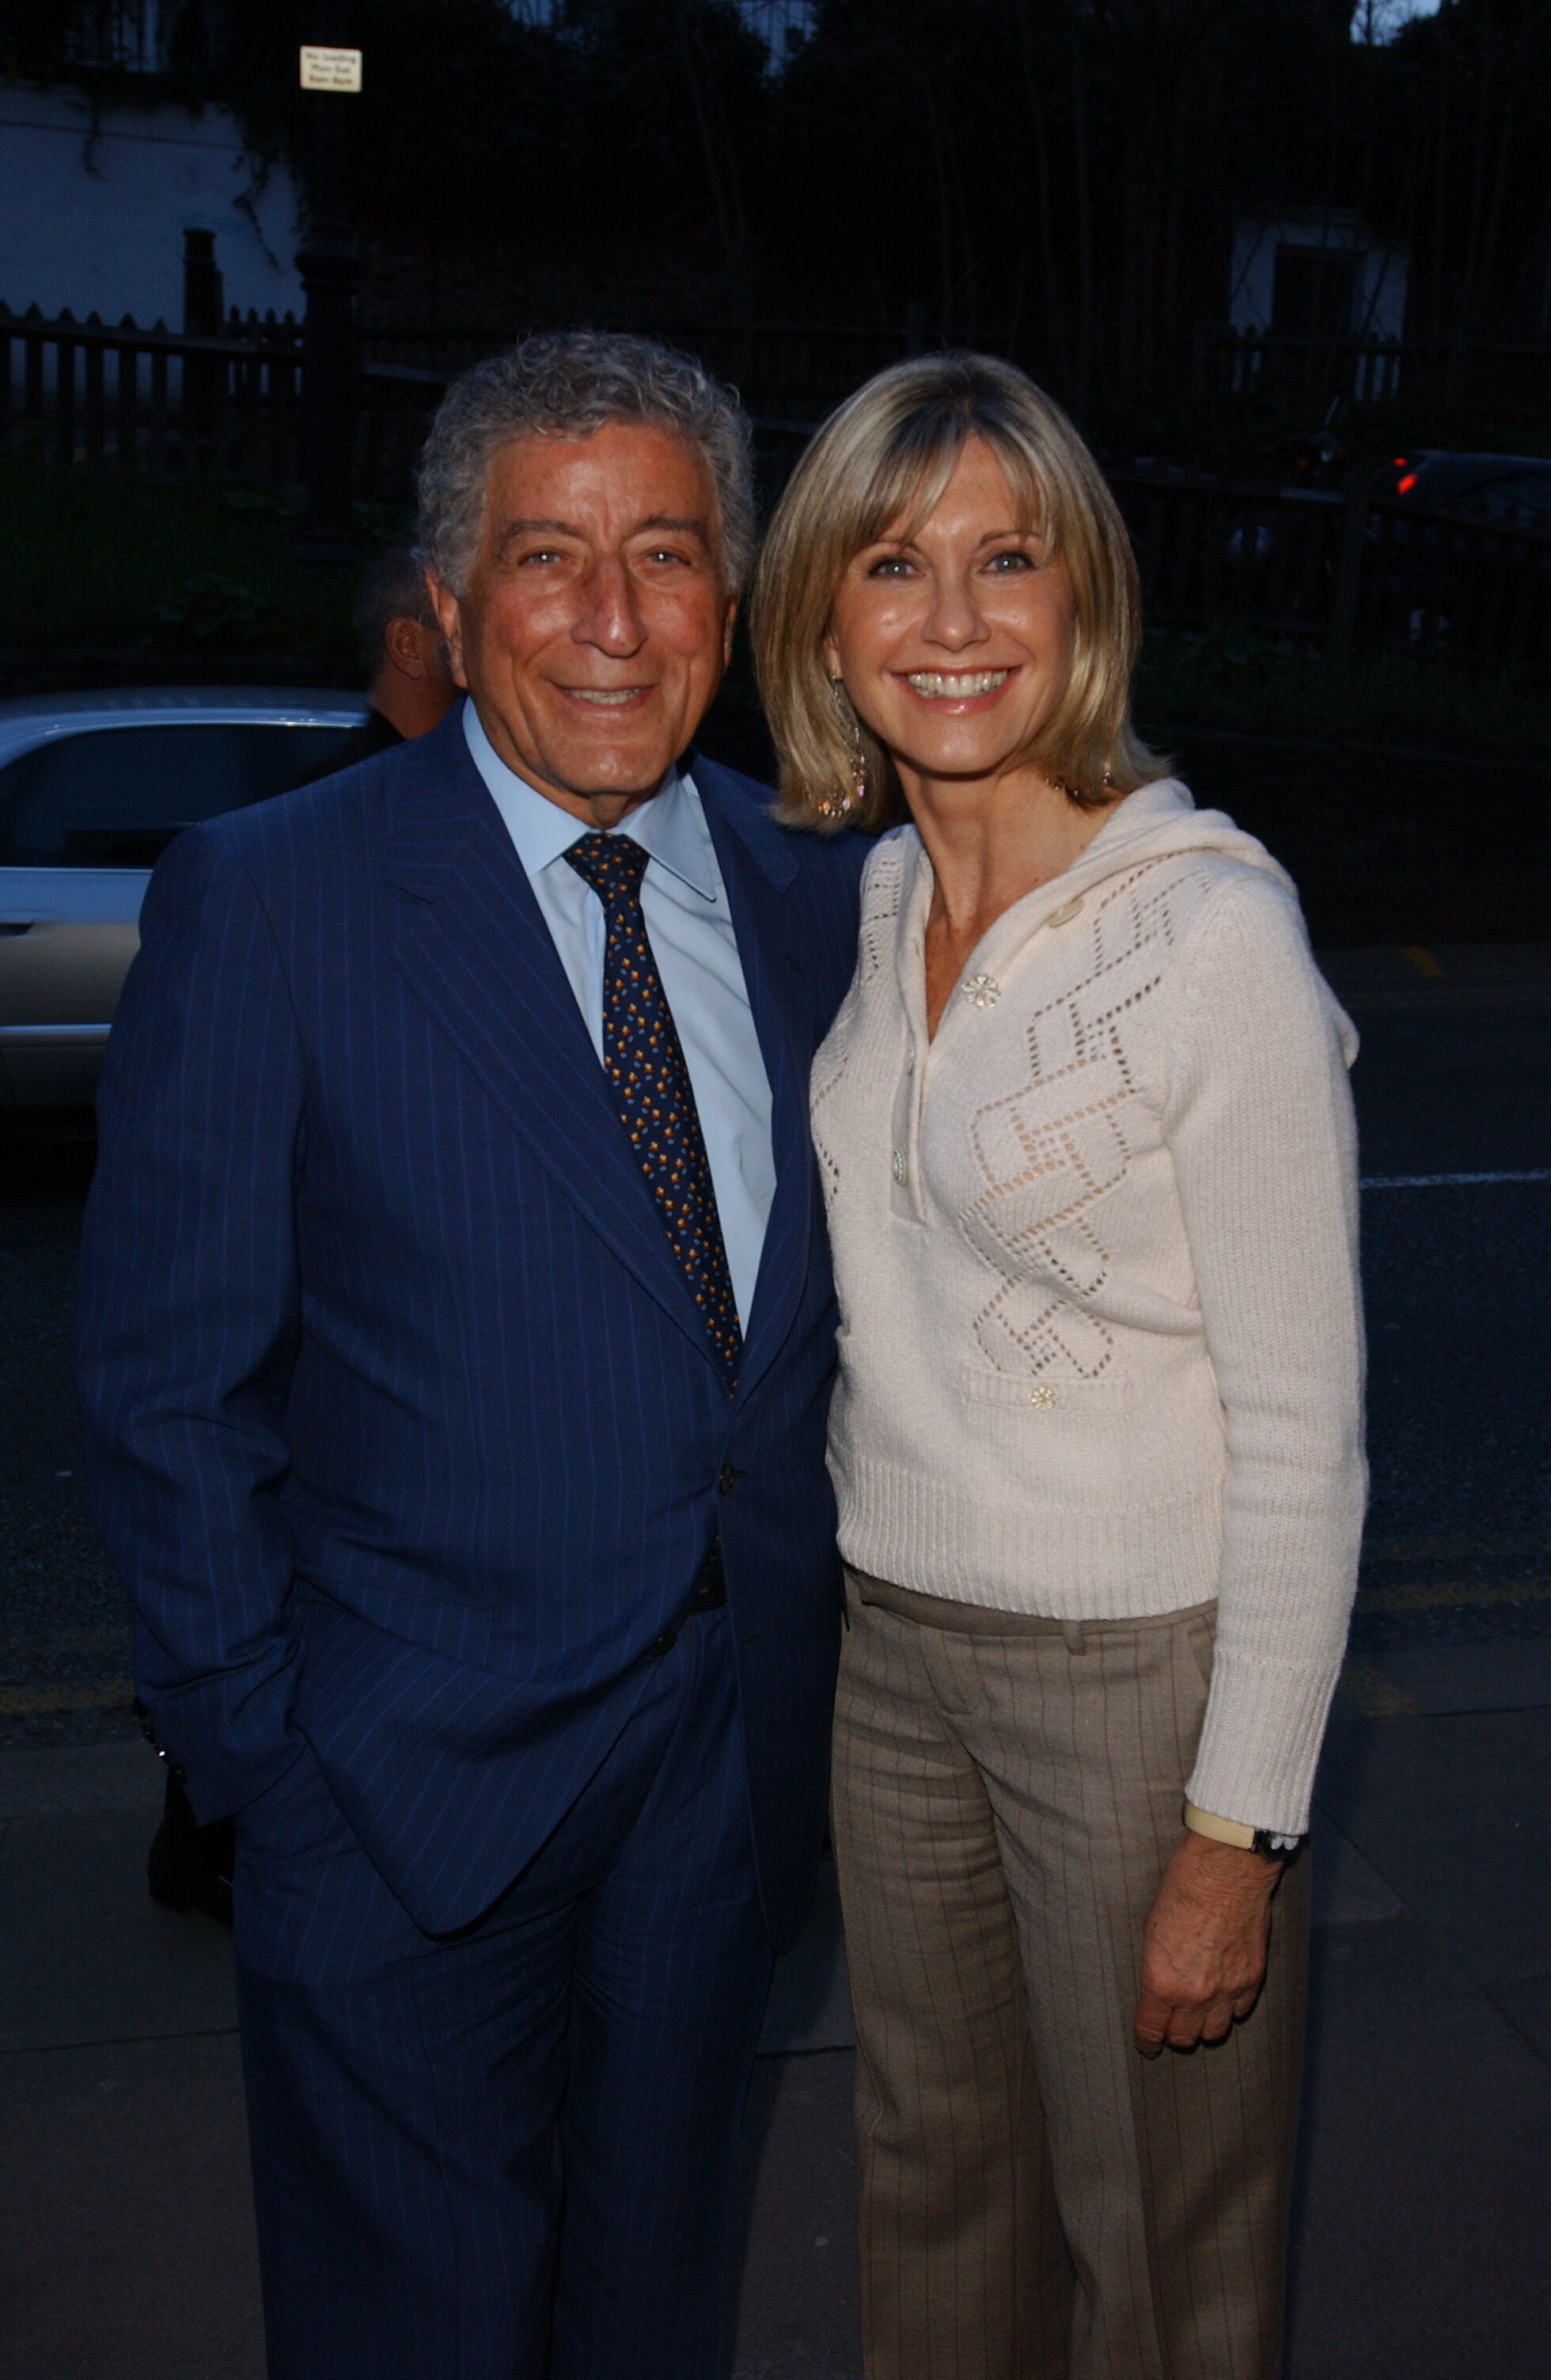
463, 699, 717, 903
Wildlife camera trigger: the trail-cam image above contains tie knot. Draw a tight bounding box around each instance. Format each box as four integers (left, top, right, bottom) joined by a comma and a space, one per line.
563, 831, 649, 906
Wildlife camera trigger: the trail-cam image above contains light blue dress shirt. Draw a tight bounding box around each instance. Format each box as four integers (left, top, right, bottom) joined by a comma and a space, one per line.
463, 700, 776, 1330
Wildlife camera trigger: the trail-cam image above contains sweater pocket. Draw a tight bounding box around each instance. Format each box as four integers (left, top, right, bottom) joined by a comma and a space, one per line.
959, 1362, 1133, 1416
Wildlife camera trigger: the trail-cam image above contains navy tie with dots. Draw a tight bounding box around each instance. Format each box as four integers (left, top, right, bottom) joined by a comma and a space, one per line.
564, 831, 743, 1386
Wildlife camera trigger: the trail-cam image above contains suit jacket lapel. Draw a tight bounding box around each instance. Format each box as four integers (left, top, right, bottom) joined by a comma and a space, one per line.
695, 760, 818, 1406
383, 726, 717, 1363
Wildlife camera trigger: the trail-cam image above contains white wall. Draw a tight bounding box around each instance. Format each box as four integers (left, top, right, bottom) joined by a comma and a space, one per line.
1229, 210, 1409, 342
0, 83, 303, 328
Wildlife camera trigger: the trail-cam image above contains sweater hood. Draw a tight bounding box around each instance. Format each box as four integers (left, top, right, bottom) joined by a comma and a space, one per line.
1052, 773, 1296, 901
1046, 775, 1358, 1066
880, 772, 1357, 1066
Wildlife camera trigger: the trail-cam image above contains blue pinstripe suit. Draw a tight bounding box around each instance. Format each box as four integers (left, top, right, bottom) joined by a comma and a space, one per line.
76, 711, 866, 2378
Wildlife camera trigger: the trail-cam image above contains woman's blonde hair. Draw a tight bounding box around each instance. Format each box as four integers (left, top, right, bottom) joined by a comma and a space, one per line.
750, 351, 1166, 832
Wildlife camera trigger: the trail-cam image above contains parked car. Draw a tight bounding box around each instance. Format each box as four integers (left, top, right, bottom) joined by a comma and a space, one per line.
0, 688, 366, 1108
1377, 450, 1551, 528
1367, 453, 1551, 660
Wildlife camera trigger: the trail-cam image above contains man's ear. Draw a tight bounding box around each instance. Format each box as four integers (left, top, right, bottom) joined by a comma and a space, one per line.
427, 571, 470, 691
722, 595, 738, 669
383, 616, 429, 680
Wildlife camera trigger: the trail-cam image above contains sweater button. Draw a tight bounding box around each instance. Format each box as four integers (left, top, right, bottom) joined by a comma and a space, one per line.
891, 1147, 908, 1185
962, 972, 1001, 1009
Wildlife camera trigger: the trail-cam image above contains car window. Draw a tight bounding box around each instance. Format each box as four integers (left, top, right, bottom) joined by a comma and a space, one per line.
0, 722, 358, 866
1459, 476, 1551, 530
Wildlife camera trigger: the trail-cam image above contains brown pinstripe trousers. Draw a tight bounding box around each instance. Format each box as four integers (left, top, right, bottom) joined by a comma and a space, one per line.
831, 1571, 1308, 2380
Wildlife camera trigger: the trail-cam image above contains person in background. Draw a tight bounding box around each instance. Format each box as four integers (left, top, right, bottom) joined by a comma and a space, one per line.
753, 351, 1365, 2380
288, 543, 458, 786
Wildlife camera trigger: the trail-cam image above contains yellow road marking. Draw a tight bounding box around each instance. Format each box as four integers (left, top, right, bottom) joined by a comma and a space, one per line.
3, 1580, 1547, 1722
1365, 1537, 1550, 1561
0, 1681, 135, 1716
1356, 1578, 1551, 1613
1337, 1660, 1420, 1718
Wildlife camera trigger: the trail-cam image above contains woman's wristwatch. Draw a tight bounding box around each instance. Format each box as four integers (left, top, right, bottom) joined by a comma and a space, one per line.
1182, 1802, 1303, 1860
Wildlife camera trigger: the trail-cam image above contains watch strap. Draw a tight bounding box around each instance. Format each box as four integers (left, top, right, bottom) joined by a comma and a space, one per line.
1183, 1802, 1302, 1859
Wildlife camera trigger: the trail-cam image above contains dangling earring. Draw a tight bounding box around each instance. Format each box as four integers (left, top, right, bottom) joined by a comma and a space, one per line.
1051, 760, 1118, 804
817, 679, 868, 820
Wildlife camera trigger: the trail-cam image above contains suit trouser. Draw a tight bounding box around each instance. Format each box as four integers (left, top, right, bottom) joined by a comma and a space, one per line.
231, 1605, 773, 2380
831, 1573, 1308, 2380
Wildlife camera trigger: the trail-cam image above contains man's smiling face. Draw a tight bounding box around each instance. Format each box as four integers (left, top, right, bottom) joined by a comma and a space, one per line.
430, 419, 736, 828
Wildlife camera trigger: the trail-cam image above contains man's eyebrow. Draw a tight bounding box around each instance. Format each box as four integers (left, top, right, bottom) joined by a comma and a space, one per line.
633, 514, 711, 540
492, 514, 711, 548
495, 517, 582, 544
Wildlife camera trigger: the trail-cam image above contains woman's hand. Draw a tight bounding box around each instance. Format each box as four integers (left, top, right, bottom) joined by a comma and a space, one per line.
1133, 1830, 1282, 2056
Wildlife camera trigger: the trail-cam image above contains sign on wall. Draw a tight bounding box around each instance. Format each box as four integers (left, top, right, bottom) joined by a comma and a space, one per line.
299, 47, 364, 92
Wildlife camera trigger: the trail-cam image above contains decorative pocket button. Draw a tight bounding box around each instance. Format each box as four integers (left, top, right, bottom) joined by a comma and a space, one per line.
960, 1362, 1133, 1415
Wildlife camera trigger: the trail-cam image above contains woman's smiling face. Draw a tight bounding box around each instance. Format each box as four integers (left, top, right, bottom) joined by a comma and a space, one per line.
824, 434, 1075, 794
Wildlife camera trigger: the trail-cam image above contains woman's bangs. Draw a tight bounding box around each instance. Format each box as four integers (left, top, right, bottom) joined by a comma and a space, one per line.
847, 409, 967, 557
847, 407, 1052, 564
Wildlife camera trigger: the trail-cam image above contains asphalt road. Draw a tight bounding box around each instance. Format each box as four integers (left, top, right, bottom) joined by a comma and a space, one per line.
2, 940, 1548, 1742
1, 938, 1548, 2380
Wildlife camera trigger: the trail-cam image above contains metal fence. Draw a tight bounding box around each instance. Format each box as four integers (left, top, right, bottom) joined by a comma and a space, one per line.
1206, 328, 1551, 418
0, 301, 305, 478
6, 295, 1549, 672
0, 301, 446, 501
357, 319, 909, 430
1113, 468, 1551, 669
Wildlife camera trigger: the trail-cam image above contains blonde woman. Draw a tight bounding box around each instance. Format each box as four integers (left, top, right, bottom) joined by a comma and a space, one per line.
751, 354, 1365, 2380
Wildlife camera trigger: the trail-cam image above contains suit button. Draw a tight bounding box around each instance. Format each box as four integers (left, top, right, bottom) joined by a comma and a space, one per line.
719, 1462, 740, 1495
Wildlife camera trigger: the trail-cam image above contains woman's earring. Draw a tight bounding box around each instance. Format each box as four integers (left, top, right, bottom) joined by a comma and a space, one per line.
1052, 760, 1118, 803
818, 680, 868, 820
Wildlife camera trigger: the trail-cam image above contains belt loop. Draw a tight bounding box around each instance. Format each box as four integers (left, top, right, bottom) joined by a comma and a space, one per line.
1061, 1620, 1088, 1656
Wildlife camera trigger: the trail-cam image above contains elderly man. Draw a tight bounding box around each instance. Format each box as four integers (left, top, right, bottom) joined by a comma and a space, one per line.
77, 335, 864, 2380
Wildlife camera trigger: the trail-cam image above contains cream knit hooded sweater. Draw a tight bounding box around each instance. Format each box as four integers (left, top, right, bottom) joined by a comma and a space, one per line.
813, 776, 1366, 1836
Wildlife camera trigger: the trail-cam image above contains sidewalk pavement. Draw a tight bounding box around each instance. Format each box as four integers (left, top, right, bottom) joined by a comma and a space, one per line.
3, 1670, 1549, 2380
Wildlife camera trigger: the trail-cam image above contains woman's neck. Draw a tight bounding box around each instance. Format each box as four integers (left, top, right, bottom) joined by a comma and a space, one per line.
904, 763, 1114, 947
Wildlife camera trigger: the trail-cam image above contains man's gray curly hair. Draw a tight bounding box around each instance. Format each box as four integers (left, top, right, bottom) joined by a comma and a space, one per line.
416, 330, 756, 597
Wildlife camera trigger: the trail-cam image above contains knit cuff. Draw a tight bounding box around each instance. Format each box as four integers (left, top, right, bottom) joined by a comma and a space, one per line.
1185, 1643, 1344, 1837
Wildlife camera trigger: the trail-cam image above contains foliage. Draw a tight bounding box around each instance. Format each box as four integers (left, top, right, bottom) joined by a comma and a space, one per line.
1132, 624, 1551, 756
0, 459, 358, 676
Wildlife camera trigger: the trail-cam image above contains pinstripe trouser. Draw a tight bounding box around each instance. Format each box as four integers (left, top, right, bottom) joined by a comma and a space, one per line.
231, 1606, 772, 2380
831, 1571, 1308, 2380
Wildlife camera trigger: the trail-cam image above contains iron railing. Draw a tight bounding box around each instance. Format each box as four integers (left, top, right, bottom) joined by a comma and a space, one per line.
6, 297, 1549, 671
